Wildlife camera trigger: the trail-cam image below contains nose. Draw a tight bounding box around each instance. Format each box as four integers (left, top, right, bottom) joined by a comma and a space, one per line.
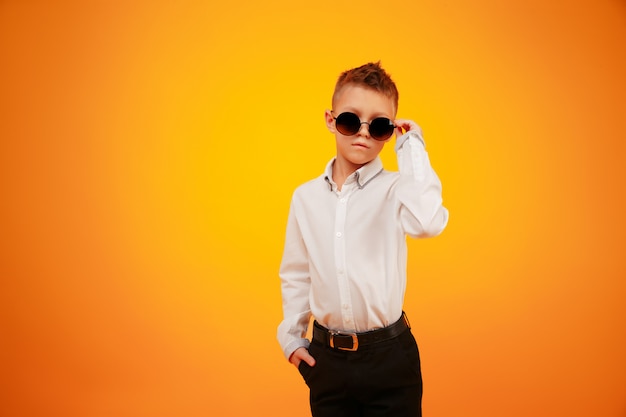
357, 122, 371, 138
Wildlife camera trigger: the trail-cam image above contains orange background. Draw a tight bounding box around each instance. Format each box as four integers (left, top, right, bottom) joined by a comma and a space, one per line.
1, 1, 625, 416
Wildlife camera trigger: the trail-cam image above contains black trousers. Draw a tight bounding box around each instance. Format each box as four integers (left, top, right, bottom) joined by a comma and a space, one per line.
298, 328, 422, 417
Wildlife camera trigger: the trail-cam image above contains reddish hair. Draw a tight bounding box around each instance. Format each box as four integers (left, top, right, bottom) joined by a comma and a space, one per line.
332, 61, 399, 111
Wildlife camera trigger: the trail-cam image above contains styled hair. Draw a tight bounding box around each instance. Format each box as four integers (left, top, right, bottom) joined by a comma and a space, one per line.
332, 61, 399, 111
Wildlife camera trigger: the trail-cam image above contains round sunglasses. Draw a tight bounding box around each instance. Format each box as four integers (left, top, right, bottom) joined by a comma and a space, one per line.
332, 111, 396, 141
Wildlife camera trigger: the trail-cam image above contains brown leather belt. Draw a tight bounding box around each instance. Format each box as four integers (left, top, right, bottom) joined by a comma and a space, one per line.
312, 312, 411, 352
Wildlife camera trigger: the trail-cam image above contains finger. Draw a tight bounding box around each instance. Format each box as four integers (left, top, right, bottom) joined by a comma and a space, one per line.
395, 119, 421, 134
297, 349, 316, 367
395, 119, 419, 130
290, 347, 316, 367
394, 119, 409, 134
304, 351, 316, 367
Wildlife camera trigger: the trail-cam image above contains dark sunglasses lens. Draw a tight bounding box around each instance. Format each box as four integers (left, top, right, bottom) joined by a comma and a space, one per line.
370, 118, 395, 140
336, 112, 361, 136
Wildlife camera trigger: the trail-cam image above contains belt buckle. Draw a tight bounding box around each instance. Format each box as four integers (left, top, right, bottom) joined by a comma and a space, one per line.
329, 332, 359, 351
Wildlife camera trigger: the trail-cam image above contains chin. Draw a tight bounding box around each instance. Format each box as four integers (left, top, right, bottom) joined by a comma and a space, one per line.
348, 156, 375, 166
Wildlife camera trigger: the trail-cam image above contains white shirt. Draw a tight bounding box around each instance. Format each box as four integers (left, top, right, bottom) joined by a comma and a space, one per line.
277, 130, 449, 360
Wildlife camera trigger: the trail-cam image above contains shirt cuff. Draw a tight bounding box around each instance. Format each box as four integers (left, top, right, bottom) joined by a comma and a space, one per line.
395, 129, 425, 153
284, 338, 311, 361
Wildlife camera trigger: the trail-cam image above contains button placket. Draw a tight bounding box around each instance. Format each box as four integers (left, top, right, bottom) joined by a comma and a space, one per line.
334, 187, 355, 329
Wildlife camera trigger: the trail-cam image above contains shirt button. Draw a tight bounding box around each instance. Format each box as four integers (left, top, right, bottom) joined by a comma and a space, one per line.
336, 232, 342, 238
342, 304, 349, 310
340, 198, 347, 203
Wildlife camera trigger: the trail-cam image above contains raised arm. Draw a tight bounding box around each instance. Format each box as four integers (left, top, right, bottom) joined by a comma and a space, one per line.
393, 120, 449, 238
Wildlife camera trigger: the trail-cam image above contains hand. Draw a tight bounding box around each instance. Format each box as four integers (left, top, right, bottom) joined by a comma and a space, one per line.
394, 119, 422, 137
289, 347, 316, 369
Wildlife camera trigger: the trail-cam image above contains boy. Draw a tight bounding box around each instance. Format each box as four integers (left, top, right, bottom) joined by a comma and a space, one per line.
277, 62, 448, 417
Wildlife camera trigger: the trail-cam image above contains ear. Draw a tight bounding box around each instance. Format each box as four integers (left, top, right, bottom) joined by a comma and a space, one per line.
324, 110, 336, 133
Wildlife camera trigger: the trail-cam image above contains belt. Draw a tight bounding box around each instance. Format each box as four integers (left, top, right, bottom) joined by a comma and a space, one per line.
312, 312, 411, 352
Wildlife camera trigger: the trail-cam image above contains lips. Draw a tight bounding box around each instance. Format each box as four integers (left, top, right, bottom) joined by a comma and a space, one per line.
352, 142, 369, 149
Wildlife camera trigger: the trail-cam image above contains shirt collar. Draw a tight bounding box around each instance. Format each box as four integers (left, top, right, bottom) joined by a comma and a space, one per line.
324, 157, 384, 192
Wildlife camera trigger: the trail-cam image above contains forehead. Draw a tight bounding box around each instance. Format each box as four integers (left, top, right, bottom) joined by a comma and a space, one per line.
333, 84, 396, 116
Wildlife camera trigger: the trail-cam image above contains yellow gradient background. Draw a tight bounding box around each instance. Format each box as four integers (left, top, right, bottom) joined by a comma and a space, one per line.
1, 1, 625, 416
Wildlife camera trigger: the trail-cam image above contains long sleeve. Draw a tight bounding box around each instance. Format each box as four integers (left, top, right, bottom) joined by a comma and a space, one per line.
394, 129, 449, 238
276, 198, 312, 360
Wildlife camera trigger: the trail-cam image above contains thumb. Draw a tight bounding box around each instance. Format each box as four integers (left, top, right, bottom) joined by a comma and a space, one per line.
303, 350, 316, 367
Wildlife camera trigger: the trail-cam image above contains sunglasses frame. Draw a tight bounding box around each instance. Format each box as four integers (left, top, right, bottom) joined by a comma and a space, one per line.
331, 111, 396, 141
